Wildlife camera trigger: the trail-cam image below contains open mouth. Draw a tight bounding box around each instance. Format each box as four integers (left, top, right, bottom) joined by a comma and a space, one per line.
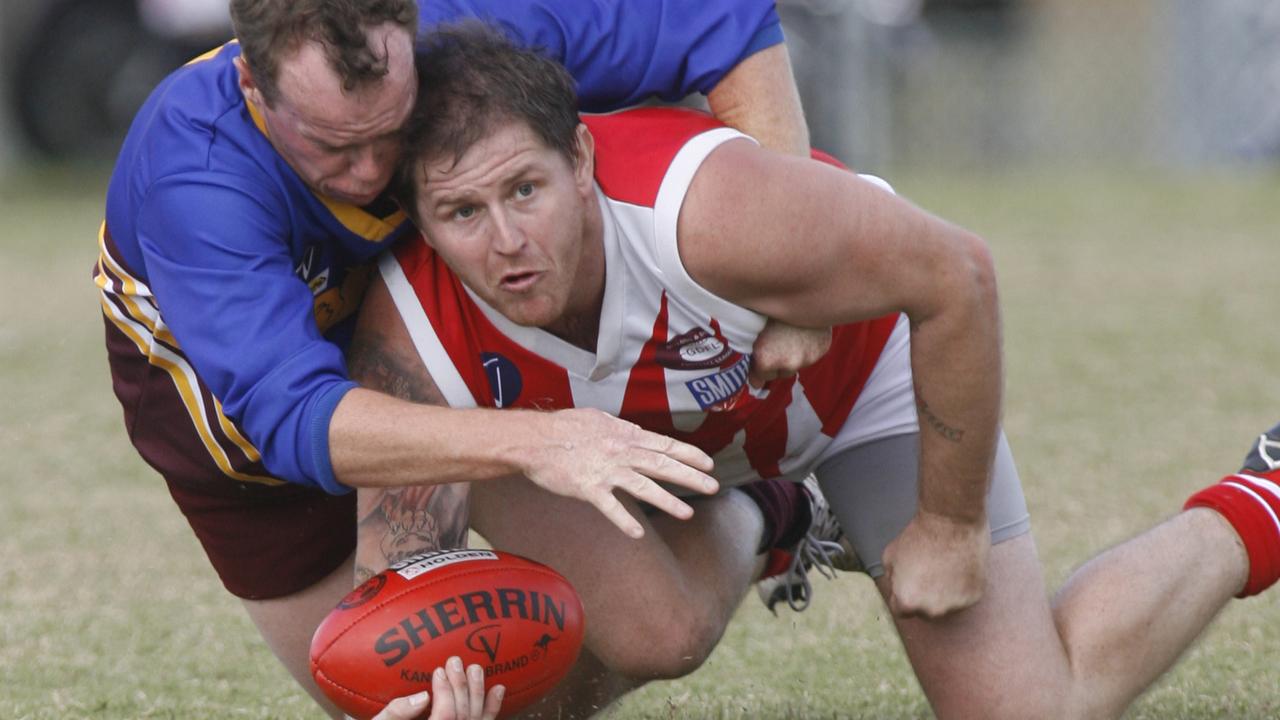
501, 270, 541, 291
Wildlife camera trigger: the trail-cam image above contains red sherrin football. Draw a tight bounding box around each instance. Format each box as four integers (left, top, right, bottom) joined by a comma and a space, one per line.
310, 549, 585, 719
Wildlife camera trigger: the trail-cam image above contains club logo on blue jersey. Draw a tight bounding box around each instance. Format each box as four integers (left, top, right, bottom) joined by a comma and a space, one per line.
685, 355, 752, 411
296, 244, 331, 294
481, 352, 522, 408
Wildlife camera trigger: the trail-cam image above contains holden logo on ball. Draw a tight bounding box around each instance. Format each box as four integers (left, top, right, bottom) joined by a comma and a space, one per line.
466, 624, 503, 663
337, 574, 386, 610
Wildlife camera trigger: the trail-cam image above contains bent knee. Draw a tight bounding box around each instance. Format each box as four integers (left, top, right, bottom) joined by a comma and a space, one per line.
589, 615, 719, 680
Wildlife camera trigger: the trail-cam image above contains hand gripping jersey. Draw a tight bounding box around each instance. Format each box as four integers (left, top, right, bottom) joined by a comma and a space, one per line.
381, 109, 900, 487
94, 2, 784, 493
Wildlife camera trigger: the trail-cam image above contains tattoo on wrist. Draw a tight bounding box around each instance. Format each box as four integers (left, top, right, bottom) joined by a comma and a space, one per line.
917, 393, 965, 443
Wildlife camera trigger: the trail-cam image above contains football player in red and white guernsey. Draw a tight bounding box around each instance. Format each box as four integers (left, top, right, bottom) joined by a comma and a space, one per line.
350, 25, 1280, 720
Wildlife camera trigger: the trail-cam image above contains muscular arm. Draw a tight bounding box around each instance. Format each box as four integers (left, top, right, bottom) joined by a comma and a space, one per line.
705, 43, 833, 383
679, 141, 1002, 615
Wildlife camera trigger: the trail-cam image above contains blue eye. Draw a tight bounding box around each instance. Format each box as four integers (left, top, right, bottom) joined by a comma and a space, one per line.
516, 182, 534, 198
455, 206, 476, 220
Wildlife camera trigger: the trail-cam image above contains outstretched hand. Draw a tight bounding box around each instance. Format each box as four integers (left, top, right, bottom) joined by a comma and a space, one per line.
373, 657, 503, 720
882, 510, 990, 619
519, 408, 719, 538
748, 320, 831, 388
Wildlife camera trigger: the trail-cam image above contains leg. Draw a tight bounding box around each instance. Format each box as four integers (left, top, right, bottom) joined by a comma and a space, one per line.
162, 478, 358, 718
823, 433, 1249, 720
882, 510, 1243, 720
470, 477, 765, 717
242, 554, 356, 719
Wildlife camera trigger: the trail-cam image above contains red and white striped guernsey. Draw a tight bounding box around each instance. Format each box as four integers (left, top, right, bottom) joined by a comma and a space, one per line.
380, 108, 899, 488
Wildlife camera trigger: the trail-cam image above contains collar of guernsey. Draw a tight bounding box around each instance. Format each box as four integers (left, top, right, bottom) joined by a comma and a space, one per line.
242, 81, 406, 243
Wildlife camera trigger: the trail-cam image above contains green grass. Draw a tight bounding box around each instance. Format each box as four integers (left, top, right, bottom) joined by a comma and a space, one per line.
2, 165, 1278, 718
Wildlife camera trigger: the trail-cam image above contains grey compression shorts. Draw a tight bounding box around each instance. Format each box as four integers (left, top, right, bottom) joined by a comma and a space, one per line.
816, 433, 1030, 577
813, 314, 1031, 578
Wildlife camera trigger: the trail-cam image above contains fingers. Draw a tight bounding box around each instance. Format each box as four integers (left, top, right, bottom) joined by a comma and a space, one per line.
466, 662, 485, 716
626, 439, 718, 495
375, 691, 430, 720
481, 683, 505, 720
641, 431, 715, 474
747, 367, 791, 389
444, 656, 470, 718
619, 474, 694, 521
591, 491, 646, 539
389, 658, 494, 720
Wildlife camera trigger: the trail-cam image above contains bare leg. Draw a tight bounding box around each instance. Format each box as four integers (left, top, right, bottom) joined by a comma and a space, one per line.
471, 478, 765, 718
1048, 508, 1245, 717
883, 509, 1247, 720
241, 554, 356, 719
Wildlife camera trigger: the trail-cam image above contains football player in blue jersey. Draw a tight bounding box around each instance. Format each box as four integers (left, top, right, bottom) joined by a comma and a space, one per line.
96, 0, 831, 715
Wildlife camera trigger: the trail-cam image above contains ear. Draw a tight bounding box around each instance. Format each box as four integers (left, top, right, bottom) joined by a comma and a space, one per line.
572, 123, 595, 196
234, 55, 265, 109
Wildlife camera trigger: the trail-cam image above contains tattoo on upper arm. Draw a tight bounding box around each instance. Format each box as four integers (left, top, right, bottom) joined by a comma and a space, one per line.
354, 483, 472, 584
347, 326, 446, 405
915, 387, 965, 443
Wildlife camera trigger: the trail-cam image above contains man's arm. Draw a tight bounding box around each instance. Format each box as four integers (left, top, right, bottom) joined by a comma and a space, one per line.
678, 141, 1002, 618
345, 284, 471, 584
705, 42, 834, 385
336, 273, 718, 541
706, 44, 810, 156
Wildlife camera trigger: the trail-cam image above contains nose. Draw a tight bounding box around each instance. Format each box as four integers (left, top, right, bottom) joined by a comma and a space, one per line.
347, 143, 386, 185
490, 208, 526, 255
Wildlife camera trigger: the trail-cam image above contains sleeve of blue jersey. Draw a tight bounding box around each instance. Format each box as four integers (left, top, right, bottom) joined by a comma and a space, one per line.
417, 0, 784, 110
136, 175, 358, 494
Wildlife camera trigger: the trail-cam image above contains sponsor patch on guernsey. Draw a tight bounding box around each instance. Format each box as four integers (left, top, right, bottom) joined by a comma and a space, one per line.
685, 355, 752, 411
655, 327, 735, 370
390, 549, 498, 580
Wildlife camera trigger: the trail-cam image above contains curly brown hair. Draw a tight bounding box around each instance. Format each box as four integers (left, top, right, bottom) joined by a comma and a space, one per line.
230, 0, 417, 106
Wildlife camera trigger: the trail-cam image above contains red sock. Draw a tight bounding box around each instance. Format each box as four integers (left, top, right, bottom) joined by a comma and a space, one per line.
739, 478, 811, 556
1184, 470, 1280, 597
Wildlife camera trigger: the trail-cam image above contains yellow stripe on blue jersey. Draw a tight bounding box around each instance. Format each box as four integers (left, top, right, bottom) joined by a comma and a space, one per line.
95, 225, 279, 485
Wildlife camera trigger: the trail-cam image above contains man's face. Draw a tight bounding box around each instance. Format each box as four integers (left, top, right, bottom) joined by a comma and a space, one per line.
412, 121, 598, 331
241, 23, 416, 206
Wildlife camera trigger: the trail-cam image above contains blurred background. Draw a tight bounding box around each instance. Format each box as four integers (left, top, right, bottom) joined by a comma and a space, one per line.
3, 2, 1278, 718
3, 0, 1280, 173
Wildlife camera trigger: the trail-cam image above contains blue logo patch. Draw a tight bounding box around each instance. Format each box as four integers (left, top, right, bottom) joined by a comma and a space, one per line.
685, 355, 751, 411
481, 352, 522, 408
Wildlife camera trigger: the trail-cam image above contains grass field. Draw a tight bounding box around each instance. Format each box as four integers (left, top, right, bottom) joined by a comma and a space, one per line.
1, 164, 1278, 718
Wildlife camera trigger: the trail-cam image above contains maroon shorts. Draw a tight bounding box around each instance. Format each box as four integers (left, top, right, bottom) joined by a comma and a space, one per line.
165, 477, 355, 600
102, 314, 355, 600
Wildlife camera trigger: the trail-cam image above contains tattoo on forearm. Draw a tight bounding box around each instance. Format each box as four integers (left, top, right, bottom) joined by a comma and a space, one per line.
916, 391, 965, 443
354, 484, 471, 586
